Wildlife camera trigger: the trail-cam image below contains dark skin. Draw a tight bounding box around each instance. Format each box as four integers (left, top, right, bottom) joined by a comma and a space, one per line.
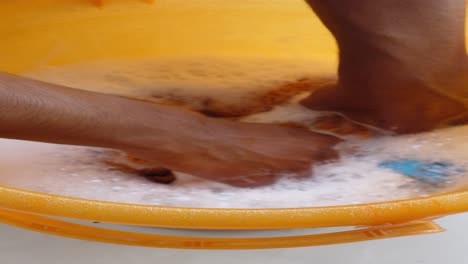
1, 0, 467, 187
0, 73, 339, 187
303, 0, 468, 133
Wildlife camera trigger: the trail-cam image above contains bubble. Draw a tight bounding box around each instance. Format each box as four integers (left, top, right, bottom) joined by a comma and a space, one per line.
1, 57, 463, 209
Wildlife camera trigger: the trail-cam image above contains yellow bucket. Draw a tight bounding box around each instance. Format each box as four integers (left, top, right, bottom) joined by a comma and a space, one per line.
0, 0, 467, 249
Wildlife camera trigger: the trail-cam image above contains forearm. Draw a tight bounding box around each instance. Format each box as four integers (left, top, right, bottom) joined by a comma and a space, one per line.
0, 72, 200, 150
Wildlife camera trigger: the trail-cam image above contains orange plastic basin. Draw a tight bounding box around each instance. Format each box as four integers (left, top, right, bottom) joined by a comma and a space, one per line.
0, 0, 467, 249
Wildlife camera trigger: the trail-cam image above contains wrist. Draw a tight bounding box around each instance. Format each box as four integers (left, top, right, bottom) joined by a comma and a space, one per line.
106, 96, 213, 153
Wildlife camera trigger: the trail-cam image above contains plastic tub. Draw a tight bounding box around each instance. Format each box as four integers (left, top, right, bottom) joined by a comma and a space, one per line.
0, 0, 467, 249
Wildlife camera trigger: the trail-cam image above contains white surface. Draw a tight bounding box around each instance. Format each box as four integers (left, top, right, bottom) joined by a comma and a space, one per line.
1, 213, 467, 264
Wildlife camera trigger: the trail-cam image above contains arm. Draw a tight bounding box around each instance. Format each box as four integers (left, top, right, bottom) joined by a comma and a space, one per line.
0, 71, 198, 150
0, 72, 339, 187
301, 0, 467, 133
305, 0, 466, 83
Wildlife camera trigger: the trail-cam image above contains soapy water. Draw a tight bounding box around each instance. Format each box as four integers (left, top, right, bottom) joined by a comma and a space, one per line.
27, 56, 335, 117
0, 57, 466, 208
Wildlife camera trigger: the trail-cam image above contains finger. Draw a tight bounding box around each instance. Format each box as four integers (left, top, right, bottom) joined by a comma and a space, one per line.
299, 85, 343, 111
313, 148, 340, 162
138, 167, 176, 184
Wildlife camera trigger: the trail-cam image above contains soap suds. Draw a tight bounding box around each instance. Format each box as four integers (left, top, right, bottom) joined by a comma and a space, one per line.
27, 56, 335, 117
0, 57, 465, 208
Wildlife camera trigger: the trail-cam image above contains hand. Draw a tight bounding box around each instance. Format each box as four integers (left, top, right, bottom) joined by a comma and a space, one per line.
122, 112, 340, 187
0, 72, 340, 187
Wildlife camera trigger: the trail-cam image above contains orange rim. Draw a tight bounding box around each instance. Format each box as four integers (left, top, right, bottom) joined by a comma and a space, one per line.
0, 208, 445, 249
1, 185, 467, 230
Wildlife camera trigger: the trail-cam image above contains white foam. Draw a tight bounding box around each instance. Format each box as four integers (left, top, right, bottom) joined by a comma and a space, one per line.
27, 56, 335, 110
0, 57, 465, 208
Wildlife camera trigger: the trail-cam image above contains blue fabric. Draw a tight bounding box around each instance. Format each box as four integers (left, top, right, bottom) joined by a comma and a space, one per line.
378, 159, 465, 180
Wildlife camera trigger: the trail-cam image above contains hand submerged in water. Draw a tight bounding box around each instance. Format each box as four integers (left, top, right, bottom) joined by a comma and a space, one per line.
0, 72, 340, 187
123, 113, 340, 187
